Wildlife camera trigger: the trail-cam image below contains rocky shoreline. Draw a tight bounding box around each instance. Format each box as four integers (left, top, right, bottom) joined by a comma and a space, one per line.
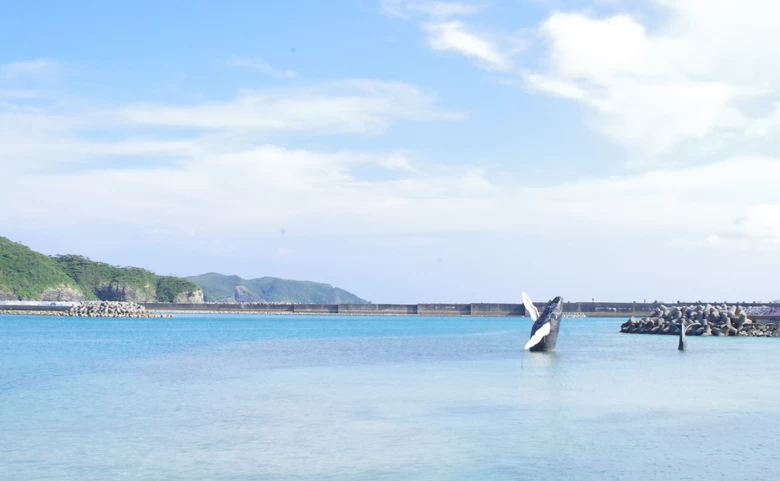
0, 301, 172, 318
620, 304, 779, 337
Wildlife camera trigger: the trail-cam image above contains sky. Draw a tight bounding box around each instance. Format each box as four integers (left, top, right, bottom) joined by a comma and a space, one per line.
2, 0, 780, 304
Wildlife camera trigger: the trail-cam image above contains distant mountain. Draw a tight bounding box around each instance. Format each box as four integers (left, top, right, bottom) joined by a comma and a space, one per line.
0, 236, 203, 303
187, 272, 369, 304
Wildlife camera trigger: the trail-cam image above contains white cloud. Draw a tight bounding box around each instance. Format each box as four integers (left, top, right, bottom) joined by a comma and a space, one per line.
3, 56, 779, 245
413, 1, 482, 16
0, 78, 462, 175
7, 141, 780, 252
227, 58, 298, 79
0, 59, 59, 79
423, 21, 510, 71
0, 59, 61, 104
4, 47, 780, 297
380, 0, 482, 18
381, 2, 524, 72
7, 86, 779, 245
0, 143, 510, 238
724, 205, 780, 242
523, 155, 780, 247
525, 1, 780, 156
0, 103, 196, 172
0, 65, 484, 238
376, 153, 419, 173
0, 89, 40, 99
118, 80, 463, 134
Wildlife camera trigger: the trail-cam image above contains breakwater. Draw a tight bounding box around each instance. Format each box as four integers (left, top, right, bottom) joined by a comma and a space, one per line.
620, 304, 780, 337
0, 301, 171, 318
139, 302, 530, 316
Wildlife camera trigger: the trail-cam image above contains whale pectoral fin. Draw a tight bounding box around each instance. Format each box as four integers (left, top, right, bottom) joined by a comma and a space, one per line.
522, 292, 539, 321
524, 322, 551, 350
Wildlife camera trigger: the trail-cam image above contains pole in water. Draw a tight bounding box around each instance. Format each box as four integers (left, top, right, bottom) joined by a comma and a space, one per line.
678, 319, 687, 351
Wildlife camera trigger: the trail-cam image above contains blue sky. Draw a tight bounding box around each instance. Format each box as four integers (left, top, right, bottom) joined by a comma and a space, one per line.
3, 0, 780, 303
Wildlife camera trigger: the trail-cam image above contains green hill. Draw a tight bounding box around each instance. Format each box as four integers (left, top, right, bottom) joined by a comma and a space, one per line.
53, 255, 202, 303
0, 237, 82, 301
187, 272, 369, 304
0, 237, 202, 302
0, 236, 364, 304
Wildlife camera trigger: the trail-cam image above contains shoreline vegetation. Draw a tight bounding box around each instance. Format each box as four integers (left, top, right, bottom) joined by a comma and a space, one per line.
0, 237, 202, 303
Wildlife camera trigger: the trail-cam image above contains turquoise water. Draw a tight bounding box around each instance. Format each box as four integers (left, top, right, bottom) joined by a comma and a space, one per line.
2, 314, 779, 481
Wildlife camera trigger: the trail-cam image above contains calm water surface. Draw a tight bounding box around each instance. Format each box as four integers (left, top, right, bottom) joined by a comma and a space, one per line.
1, 314, 779, 480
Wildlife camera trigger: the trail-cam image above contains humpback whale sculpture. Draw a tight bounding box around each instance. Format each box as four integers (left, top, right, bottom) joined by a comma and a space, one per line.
523, 293, 564, 352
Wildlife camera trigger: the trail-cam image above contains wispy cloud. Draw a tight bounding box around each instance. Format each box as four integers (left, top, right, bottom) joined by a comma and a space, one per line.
381, 1, 522, 72
5, 59, 779, 246
0, 59, 62, 102
5, 47, 780, 289
118, 80, 464, 134
1, 142, 510, 238
376, 153, 419, 174
0, 89, 40, 99
227, 57, 298, 79
0, 59, 60, 79
379, 0, 483, 19
723, 204, 780, 243
0, 62, 483, 238
423, 21, 510, 71
7, 122, 780, 247
413, 1, 482, 16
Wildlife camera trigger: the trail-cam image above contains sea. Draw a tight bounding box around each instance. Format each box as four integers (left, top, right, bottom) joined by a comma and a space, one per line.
1, 314, 779, 481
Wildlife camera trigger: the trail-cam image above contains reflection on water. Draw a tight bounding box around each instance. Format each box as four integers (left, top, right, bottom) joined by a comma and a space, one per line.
1, 315, 779, 480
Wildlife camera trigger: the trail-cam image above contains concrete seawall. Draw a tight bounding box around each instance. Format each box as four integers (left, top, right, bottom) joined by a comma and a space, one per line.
472, 303, 525, 316
378, 304, 418, 315
418, 304, 472, 316
139, 301, 780, 319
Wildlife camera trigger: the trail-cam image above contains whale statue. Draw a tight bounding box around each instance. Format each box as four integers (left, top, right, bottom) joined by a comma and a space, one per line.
523, 293, 564, 352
